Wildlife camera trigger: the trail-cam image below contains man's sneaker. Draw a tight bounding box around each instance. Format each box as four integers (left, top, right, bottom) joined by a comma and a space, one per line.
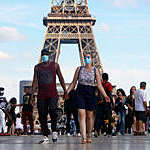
76, 133, 81, 137
4, 133, 10, 136
94, 131, 99, 138
67, 133, 71, 136
52, 132, 58, 143
112, 132, 117, 136
0, 133, 4, 136
103, 132, 107, 136
39, 136, 50, 144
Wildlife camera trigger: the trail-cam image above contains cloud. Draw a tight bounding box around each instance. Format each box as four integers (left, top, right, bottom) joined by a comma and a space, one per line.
105, 68, 150, 97
95, 23, 110, 32
0, 26, 26, 42
100, 23, 110, 32
0, 75, 19, 101
0, 51, 13, 60
0, 6, 27, 24
113, 0, 137, 7
0, 6, 40, 29
144, 0, 150, 4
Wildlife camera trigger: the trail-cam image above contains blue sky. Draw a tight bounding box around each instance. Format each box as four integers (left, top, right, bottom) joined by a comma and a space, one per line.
0, 0, 150, 101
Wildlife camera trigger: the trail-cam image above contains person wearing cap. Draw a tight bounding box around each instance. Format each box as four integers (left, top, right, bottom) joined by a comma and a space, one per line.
134, 82, 147, 135
32, 49, 66, 144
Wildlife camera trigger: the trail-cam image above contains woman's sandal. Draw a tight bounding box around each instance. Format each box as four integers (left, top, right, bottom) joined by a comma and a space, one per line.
81, 138, 87, 144
86, 137, 92, 143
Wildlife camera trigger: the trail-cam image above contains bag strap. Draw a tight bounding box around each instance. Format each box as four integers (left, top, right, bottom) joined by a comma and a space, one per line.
94, 67, 96, 84
77, 66, 83, 80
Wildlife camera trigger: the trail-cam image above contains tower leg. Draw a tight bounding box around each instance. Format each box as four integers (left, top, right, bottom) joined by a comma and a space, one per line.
55, 38, 61, 63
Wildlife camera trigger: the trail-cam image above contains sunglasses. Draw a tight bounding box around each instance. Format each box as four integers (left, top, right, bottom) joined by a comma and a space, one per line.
84, 56, 91, 59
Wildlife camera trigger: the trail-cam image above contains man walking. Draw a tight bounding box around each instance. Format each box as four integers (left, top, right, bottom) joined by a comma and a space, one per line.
101, 73, 113, 136
32, 49, 66, 143
22, 86, 34, 135
135, 82, 147, 135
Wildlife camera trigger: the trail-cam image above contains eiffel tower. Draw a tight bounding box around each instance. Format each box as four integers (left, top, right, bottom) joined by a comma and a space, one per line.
42, 0, 103, 73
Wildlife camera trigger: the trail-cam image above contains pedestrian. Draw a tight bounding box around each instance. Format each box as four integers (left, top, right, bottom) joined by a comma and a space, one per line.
65, 52, 110, 144
134, 82, 147, 135
32, 49, 66, 144
101, 73, 113, 136
94, 91, 105, 137
6, 97, 20, 135
146, 101, 150, 134
21, 86, 34, 135
64, 89, 80, 136
115, 89, 126, 135
34, 120, 41, 135
126, 86, 136, 134
0, 96, 8, 136
15, 113, 23, 136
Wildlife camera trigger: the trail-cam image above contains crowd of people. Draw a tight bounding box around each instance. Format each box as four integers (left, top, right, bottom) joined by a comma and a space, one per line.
0, 87, 34, 136
0, 49, 150, 144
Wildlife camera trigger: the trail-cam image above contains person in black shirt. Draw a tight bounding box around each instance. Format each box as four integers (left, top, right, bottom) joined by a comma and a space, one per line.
94, 91, 105, 137
126, 86, 136, 134
102, 73, 113, 136
115, 89, 126, 135
64, 89, 80, 136
6, 97, 20, 135
21, 87, 34, 135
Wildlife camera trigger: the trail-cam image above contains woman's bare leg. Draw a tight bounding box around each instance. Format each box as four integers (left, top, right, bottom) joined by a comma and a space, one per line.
132, 116, 136, 132
86, 111, 94, 139
78, 109, 86, 140
12, 121, 15, 135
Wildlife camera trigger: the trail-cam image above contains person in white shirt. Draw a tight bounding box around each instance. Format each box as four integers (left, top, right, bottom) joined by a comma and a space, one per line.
15, 113, 23, 136
134, 82, 147, 135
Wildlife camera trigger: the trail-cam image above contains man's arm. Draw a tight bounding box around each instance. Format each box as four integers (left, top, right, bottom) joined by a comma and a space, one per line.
55, 63, 66, 92
95, 68, 110, 102
31, 66, 38, 95
143, 92, 148, 112
144, 102, 147, 112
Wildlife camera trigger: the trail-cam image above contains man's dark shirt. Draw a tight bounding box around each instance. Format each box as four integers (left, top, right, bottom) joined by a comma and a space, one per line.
35, 62, 58, 99
22, 93, 33, 112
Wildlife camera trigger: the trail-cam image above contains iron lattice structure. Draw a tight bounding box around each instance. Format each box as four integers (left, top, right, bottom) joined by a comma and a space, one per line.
42, 0, 103, 72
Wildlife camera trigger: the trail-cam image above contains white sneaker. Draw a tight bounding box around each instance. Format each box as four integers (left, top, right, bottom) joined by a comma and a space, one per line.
52, 132, 58, 143
39, 136, 49, 144
118, 132, 121, 136
94, 131, 99, 137
103, 132, 107, 136
67, 133, 71, 136
77, 133, 81, 137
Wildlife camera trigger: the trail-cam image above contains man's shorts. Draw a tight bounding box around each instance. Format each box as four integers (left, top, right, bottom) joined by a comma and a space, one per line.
135, 111, 145, 121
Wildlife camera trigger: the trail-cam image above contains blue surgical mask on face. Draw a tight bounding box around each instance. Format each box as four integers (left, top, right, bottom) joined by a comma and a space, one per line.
42, 55, 49, 62
84, 57, 92, 65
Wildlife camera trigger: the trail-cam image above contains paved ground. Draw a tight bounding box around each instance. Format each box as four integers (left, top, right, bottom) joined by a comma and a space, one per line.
0, 135, 150, 150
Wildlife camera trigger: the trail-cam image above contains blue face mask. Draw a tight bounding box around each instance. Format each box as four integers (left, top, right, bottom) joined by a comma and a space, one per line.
42, 55, 49, 62
84, 57, 92, 65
